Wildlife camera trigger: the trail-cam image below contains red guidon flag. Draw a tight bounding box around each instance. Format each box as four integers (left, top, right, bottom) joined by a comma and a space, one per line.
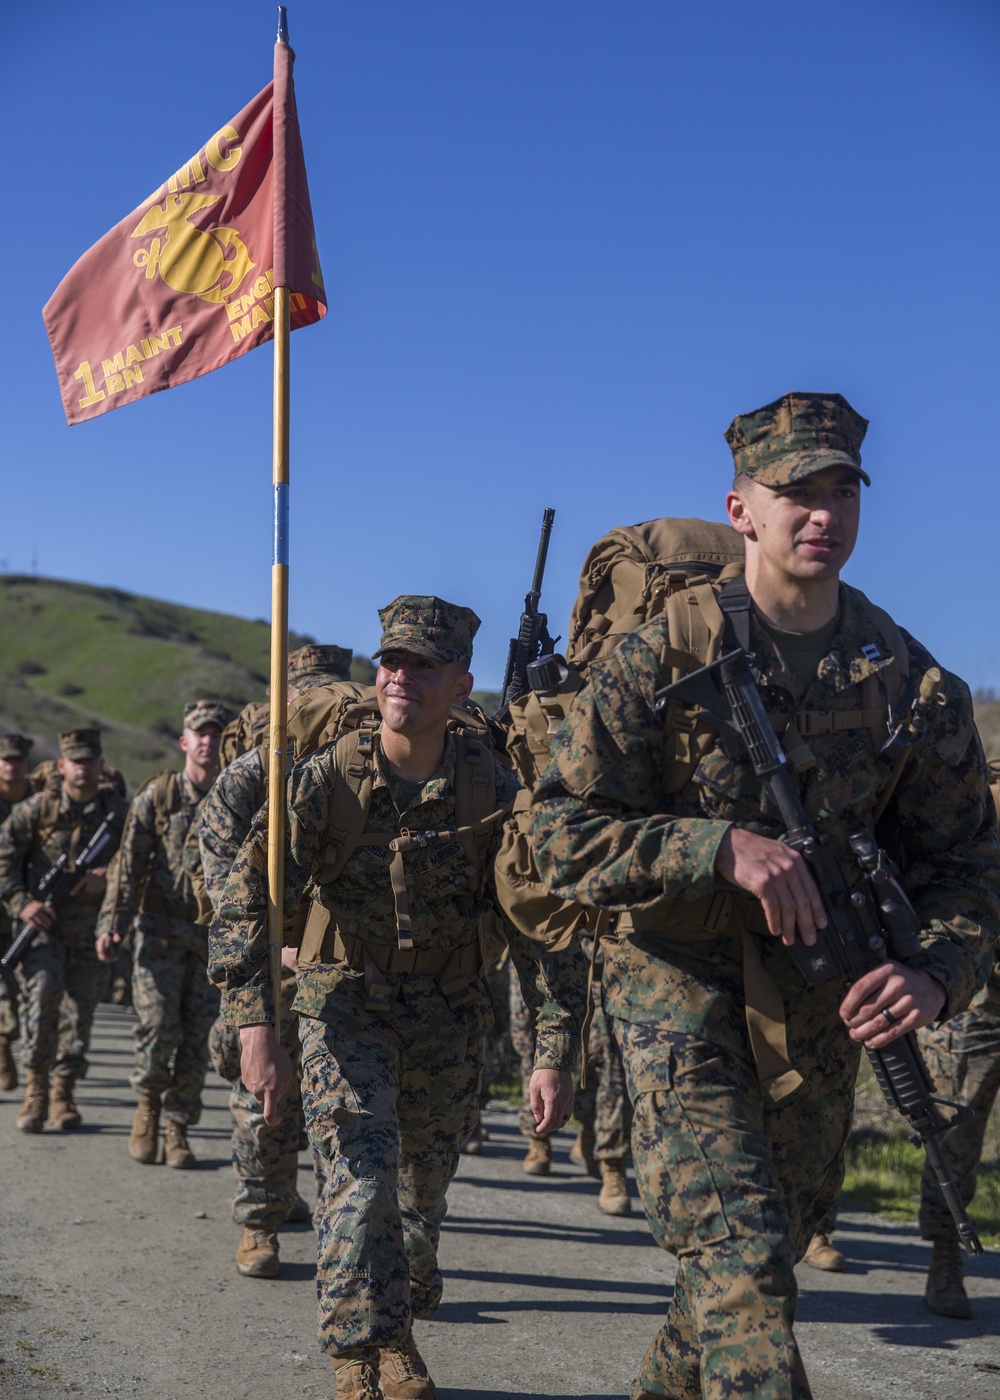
43, 41, 325, 425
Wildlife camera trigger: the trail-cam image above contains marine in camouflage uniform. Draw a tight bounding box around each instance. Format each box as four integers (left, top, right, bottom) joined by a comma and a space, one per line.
511, 939, 634, 1211
0, 729, 126, 1132
96, 699, 232, 1168
531, 393, 999, 1400
200, 645, 352, 1277
574, 932, 634, 1214
917, 758, 1000, 1316
211, 597, 586, 1399
31, 756, 132, 1008
0, 732, 34, 1090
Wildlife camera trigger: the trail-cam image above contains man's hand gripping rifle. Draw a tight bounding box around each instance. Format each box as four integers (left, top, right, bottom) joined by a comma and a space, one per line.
0, 810, 124, 982
655, 650, 983, 1258
498, 507, 559, 715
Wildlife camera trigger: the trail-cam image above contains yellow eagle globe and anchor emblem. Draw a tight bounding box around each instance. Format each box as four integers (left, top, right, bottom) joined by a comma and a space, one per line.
131, 190, 256, 305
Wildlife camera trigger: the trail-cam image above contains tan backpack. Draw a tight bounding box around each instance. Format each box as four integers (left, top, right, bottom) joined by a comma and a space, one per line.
219, 701, 271, 768
498, 519, 745, 950
566, 516, 746, 668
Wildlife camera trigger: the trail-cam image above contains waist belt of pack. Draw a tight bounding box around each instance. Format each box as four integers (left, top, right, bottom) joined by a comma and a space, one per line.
301, 902, 481, 1014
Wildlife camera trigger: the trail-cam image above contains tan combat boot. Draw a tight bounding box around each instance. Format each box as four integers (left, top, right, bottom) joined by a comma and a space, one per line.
15, 1069, 49, 1133
569, 1124, 599, 1177
129, 1092, 160, 1163
461, 1119, 488, 1155
331, 1353, 382, 1399
598, 1159, 632, 1216
235, 1227, 280, 1278
48, 1074, 82, 1130
286, 1193, 313, 1224
379, 1328, 436, 1399
164, 1119, 196, 1169
803, 1230, 845, 1272
521, 1135, 551, 1175
924, 1237, 972, 1318
0, 1034, 17, 1091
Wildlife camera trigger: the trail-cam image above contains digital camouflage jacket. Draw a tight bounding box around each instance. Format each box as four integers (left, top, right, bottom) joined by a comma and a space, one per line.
531, 582, 999, 1028
199, 748, 266, 910
210, 730, 587, 1073
96, 769, 212, 938
0, 787, 128, 946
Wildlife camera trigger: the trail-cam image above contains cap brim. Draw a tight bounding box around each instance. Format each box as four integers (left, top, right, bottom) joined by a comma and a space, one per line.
372, 642, 464, 665
753, 451, 870, 489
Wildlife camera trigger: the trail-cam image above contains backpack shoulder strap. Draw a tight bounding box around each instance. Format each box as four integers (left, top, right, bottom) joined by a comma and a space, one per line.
149, 771, 181, 838
313, 732, 379, 887
38, 788, 64, 835
453, 731, 501, 890
454, 731, 497, 830
717, 570, 753, 654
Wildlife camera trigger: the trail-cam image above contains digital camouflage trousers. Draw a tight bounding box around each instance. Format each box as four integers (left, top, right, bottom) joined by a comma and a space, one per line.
0, 924, 19, 1040
918, 1007, 1000, 1240
511, 963, 631, 1155
617, 987, 857, 1400
299, 972, 488, 1357
131, 927, 219, 1124
16, 928, 108, 1078
210, 971, 307, 1230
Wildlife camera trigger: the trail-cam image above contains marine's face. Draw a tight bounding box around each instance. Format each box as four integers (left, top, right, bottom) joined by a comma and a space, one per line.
730, 466, 862, 582
57, 755, 103, 801
179, 723, 222, 768
376, 650, 473, 738
0, 755, 29, 785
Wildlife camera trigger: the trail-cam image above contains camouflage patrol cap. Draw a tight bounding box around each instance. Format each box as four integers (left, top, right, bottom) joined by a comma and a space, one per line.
373, 596, 480, 666
59, 728, 102, 760
183, 699, 233, 732
0, 733, 33, 760
725, 392, 870, 488
288, 644, 353, 690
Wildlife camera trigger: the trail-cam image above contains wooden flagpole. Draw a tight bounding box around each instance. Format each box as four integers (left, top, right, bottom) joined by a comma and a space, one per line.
266, 5, 292, 1039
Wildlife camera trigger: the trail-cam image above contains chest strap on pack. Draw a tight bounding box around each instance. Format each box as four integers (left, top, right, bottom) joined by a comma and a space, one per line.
386, 813, 510, 952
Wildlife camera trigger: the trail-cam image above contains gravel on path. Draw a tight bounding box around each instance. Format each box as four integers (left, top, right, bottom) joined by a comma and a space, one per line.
1, 1004, 997, 1398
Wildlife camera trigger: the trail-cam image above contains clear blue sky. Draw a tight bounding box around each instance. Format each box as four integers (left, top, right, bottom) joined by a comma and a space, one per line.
4, 0, 999, 690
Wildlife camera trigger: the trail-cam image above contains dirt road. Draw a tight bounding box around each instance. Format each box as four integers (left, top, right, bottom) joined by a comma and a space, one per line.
1, 1003, 997, 1398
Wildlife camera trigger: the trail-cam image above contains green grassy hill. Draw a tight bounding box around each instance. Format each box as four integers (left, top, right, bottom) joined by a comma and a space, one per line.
0, 575, 373, 788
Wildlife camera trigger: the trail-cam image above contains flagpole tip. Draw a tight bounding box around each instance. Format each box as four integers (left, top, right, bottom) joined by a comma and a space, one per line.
277, 5, 289, 43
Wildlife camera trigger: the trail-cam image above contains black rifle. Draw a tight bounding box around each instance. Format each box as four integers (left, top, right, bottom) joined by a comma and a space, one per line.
655, 649, 983, 1257
498, 507, 559, 713
1, 810, 124, 982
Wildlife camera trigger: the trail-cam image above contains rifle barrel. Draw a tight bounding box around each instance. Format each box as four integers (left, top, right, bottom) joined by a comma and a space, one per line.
528, 507, 556, 605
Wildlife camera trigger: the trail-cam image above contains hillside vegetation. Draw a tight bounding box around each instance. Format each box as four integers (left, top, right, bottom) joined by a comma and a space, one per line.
2, 574, 998, 788
0, 575, 372, 788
